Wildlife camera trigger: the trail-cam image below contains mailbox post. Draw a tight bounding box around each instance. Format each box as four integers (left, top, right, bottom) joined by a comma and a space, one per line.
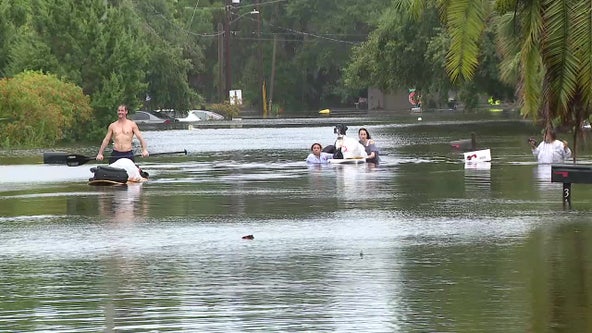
551, 164, 592, 209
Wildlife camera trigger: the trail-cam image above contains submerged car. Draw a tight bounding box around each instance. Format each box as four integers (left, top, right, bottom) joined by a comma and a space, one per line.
130, 110, 176, 130
176, 110, 224, 122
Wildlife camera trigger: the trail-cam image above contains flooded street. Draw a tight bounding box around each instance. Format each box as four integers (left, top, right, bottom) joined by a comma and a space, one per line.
2, 113, 592, 332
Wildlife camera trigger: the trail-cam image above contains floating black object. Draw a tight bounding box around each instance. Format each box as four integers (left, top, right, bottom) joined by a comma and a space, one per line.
89, 166, 129, 184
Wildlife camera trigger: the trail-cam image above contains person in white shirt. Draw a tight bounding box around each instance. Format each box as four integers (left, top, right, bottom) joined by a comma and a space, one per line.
529, 129, 571, 164
306, 143, 332, 164
109, 158, 148, 182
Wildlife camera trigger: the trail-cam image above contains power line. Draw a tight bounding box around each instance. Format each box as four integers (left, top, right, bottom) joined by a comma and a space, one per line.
243, 16, 363, 45
129, 0, 368, 43
186, 0, 201, 30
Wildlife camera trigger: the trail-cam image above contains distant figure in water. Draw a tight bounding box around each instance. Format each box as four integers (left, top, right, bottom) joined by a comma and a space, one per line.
242, 234, 254, 240
358, 128, 380, 164
450, 132, 477, 151
306, 143, 332, 164
529, 128, 571, 164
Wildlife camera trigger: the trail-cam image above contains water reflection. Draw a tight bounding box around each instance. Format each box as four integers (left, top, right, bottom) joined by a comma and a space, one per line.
534, 164, 552, 185
527, 221, 592, 332
533, 164, 563, 203
333, 164, 378, 205
96, 184, 146, 222
464, 164, 491, 198
306, 164, 335, 194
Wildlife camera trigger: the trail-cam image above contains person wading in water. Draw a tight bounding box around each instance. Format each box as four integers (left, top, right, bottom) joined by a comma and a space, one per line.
96, 104, 149, 164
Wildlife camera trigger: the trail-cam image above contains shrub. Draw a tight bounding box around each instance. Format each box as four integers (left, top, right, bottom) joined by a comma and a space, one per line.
207, 101, 240, 119
0, 71, 92, 147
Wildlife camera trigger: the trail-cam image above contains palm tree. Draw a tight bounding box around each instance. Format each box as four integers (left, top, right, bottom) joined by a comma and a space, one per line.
398, 0, 592, 161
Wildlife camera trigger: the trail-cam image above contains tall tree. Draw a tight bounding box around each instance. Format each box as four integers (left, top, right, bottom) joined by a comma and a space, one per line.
343, 6, 443, 102
129, 0, 207, 112
0, 0, 28, 77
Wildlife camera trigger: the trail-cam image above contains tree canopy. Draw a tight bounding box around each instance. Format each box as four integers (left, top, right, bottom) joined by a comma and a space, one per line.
0, 0, 552, 148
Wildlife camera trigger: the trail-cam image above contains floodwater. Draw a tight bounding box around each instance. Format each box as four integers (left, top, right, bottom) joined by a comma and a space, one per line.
2, 112, 592, 332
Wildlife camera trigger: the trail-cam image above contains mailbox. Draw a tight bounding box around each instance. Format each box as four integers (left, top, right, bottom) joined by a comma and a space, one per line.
551, 164, 592, 184
550, 164, 592, 209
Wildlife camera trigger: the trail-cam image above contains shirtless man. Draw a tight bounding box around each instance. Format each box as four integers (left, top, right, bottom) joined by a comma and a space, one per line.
96, 104, 149, 164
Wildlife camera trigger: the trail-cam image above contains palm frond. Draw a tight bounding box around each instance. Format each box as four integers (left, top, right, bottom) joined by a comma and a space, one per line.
494, 0, 519, 13
570, 0, 592, 111
519, 45, 543, 119
542, 0, 579, 120
509, 0, 544, 119
518, 0, 543, 64
444, 0, 488, 82
495, 13, 522, 85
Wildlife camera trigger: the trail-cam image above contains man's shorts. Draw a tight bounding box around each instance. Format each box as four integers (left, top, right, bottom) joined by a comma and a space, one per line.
108, 150, 134, 164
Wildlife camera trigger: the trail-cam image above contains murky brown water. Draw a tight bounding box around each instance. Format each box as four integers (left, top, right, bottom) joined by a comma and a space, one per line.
2, 113, 592, 332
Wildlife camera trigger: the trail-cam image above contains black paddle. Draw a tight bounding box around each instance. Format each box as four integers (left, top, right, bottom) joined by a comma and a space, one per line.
43, 150, 188, 166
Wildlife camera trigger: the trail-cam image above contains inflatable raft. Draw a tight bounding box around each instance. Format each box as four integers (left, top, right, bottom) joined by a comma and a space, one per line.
88, 165, 131, 186
88, 159, 148, 186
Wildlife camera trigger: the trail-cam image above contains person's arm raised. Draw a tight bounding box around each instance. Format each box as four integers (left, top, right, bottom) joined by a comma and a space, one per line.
562, 140, 572, 158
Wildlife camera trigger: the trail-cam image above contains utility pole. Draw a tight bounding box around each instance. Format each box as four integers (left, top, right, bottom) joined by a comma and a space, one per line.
217, 22, 224, 102
269, 34, 277, 115
223, 0, 232, 101
256, 0, 264, 117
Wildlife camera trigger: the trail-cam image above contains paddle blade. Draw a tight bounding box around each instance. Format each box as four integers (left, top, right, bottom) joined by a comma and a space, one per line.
43, 152, 68, 164
66, 154, 93, 166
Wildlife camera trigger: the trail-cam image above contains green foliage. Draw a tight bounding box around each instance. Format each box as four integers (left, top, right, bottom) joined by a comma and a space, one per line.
207, 101, 239, 119
2, 0, 211, 141
344, 5, 453, 106
2, 0, 535, 135
3, 0, 153, 141
442, 1, 489, 83
0, 0, 29, 76
87, 73, 132, 140
130, 0, 206, 110
423, 29, 454, 107
144, 47, 198, 112
0, 0, 391, 126
214, 0, 386, 112
0, 71, 92, 148
414, 0, 592, 160
345, 1, 512, 109
456, 82, 481, 111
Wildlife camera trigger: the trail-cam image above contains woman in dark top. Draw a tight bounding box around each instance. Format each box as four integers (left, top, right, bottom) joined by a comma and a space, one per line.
358, 128, 380, 164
